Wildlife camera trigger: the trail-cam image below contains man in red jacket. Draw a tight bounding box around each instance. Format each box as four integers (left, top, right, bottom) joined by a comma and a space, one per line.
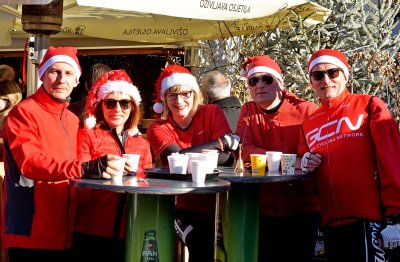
299, 48, 400, 262
1, 46, 123, 262
236, 55, 320, 261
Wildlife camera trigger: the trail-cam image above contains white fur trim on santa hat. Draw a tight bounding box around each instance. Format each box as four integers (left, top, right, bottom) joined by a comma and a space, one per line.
160, 72, 199, 96
247, 66, 283, 83
308, 55, 349, 80
97, 80, 142, 105
38, 54, 81, 81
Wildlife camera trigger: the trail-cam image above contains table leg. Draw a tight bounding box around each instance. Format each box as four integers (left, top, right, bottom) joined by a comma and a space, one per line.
125, 194, 175, 262
220, 184, 259, 262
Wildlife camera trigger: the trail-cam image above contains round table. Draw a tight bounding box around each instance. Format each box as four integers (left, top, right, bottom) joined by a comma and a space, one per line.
71, 176, 230, 262
217, 166, 313, 262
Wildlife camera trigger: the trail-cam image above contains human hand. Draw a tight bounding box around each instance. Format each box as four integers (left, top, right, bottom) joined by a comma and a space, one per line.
221, 133, 240, 151
103, 154, 125, 179
301, 152, 322, 173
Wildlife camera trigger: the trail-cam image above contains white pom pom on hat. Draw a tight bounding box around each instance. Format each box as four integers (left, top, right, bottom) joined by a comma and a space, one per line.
84, 69, 142, 129
152, 64, 199, 113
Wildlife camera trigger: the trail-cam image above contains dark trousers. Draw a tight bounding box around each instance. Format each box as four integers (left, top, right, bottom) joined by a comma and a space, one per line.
323, 220, 386, 262
71, 232, 125, 262
258, 212, 320, 262
174, 208, 215, 262
8, 247, 72, 262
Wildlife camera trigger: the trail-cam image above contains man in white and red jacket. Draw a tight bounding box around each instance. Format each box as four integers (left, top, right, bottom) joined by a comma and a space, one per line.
299, 48, 400, 262
1, 46, 124, 262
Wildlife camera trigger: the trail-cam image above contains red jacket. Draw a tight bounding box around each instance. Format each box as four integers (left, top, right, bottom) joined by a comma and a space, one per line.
147, 105, 231, 212
236, 91, 320, 216
1, 86, 82, 249
76, 127, 153, 238
299, 89, 400, 226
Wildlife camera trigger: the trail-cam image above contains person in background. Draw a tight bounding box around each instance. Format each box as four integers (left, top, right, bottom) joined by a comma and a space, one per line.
236, 55, 320, 262
0, 80, 22, 262
299, 48, 400, 262
0, 65, 15, 82
200, 70, 241, 132
0, 46, 124, 262
72, 69, 152, 261
146, 64, 239, 262
68, 63, 112, 125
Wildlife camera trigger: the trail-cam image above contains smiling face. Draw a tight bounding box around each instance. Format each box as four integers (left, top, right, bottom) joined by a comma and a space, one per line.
41, 62, 78, 100
164, 84, 196, 127
101, 92, 132, 134
248, 72, 283, 110
309, 63, 347, 102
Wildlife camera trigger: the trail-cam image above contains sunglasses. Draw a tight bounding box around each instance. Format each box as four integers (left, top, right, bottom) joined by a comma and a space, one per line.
103, 99, 132, 110
310, 68, 343, 81
166, 91, 193, 101
248, 75, 274, 87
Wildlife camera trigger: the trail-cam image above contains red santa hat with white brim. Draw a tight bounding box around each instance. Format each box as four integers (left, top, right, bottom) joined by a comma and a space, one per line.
85, 69, 142, 129
153, 64, 199, 114
38, 46, 82, 82
308, 49, 350, 80
240, 55, 283, 84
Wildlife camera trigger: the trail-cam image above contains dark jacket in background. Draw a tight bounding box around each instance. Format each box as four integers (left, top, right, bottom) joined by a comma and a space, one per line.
212, 96, 241, 133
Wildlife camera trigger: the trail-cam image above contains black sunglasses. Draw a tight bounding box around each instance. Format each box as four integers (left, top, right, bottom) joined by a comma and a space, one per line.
103, 99, 132, 110
310, 68, 343, 81
248, 75, 274, 87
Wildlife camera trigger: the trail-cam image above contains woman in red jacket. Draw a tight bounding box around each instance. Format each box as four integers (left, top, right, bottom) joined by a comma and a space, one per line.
72, 69, 153, 261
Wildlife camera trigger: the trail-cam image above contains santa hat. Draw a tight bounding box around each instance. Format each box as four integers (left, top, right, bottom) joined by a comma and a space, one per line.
308, 49, 350, 80
85, 69, 142, 129
240, 55, 283, 83
38, 46, 81, 82
153, 64, 199, 114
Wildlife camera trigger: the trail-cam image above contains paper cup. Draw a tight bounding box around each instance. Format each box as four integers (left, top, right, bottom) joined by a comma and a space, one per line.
281, 153, 297, 175
266, 151, 282, 172
191, 160, 207, 184
250, 154, 267, 176
167, 154, 189, 174
123, 154, 141, 173
185, 152, 202, 173
199, 152, 219, 173
110, 157, 126, 182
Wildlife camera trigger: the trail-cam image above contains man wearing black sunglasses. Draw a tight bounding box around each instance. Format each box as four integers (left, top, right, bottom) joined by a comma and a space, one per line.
300, 48, 400, 262
236, 55, 320, 262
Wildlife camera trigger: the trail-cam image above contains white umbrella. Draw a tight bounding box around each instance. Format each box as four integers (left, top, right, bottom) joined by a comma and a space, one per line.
0, 0, 330, 46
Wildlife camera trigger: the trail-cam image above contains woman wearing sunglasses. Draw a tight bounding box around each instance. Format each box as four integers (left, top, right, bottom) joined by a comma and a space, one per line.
146, 64, 239, 262
299, 49, 400, 262
236, 55, 321, 262
72, 69, 153, 261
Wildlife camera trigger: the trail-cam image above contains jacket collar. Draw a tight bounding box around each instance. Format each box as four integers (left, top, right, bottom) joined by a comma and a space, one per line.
32, 86, 70, 115
320, 89, 350, 109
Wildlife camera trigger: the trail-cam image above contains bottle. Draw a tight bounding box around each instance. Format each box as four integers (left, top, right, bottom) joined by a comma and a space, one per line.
140, 229, 160, 262
214, 215, 227, 262
234, 143, 244, 173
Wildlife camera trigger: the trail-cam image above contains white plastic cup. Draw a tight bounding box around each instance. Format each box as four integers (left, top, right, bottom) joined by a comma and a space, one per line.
110, 157, 126, 182
167, 154, 189, 174
185, 152, 202, 173
191, 160, 207, 184
123, 154, 141, 173
199, 152, 219, 173
201, 150, 219, 172
266, 151, 282, 172
281, 154, 297, 175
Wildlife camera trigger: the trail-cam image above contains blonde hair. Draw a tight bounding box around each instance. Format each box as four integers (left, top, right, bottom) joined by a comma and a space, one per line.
0, 80, 22, 130
161, 85, 203, 119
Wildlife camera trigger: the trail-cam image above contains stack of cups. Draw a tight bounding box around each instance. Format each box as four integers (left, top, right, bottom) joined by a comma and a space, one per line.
266, 151, 282, 173
281, 154, 297, 175
167, 154, 189, 174
201, 149, 219, 174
